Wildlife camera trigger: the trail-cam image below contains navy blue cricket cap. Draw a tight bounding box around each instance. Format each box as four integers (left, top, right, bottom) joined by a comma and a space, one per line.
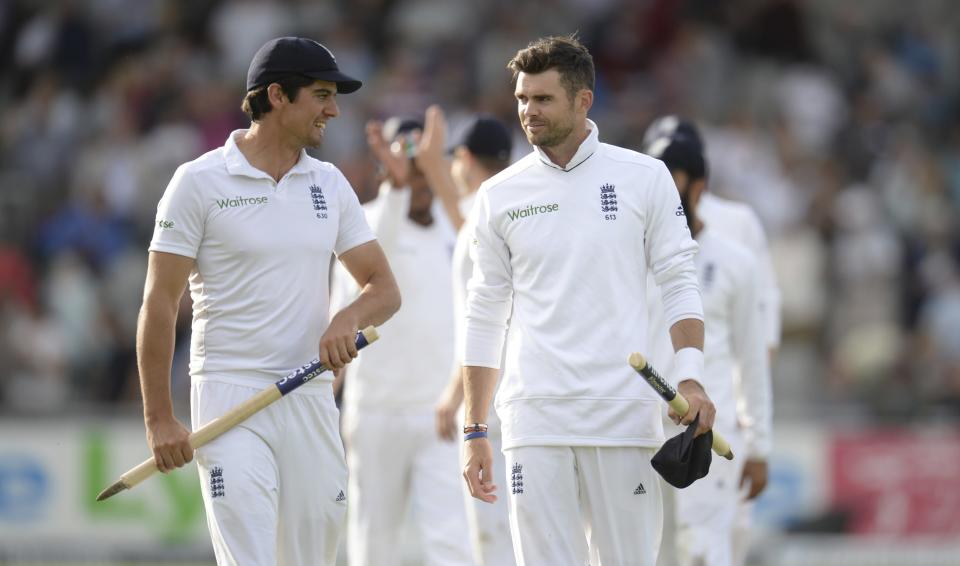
651, 415, 713, 489
456, 115, 513, 161
246, 37, 362, 94
642, 115, 703, 152
645, 134, 707, 181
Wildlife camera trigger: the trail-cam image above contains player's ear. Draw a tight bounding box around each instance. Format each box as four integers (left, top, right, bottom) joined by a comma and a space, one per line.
267, 83, 287, 107
577, 88, 593, 115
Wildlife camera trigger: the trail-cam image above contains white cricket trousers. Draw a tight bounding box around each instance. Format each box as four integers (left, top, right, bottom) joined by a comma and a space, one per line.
342, 407, 473, 566
461, 421, 516, 566
504, 446, 663, 566
191, 380, 347, 566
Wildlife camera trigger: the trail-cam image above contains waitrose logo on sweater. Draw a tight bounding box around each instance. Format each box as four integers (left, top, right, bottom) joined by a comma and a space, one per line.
216, 196, 269, 209
507, 202, 559, 221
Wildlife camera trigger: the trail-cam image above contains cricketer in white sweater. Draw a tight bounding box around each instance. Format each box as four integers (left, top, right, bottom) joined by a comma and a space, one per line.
462, 120, 704, 450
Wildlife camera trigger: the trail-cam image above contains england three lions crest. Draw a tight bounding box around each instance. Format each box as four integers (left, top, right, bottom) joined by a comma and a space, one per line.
309, 184, 328, 219
600, 182, 618, 218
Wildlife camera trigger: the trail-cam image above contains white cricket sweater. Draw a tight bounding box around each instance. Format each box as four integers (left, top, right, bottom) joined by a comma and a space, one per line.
452, 191, 479, 366
452, 191, 502, 429
463, 121, 703, 449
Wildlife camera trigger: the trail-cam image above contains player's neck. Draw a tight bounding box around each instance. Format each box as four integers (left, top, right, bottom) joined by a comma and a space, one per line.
237, 122, 302, 182
540, 122, 589, 169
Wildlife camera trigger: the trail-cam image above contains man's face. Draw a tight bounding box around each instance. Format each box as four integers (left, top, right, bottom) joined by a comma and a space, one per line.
514, 70, 577, 148
277, 79, 340, 148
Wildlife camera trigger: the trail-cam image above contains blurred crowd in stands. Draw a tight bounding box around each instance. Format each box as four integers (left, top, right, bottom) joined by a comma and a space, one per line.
1, 0, 958, 421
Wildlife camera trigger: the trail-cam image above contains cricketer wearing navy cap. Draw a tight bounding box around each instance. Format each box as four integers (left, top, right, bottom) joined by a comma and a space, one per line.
142, 33, 399, 566
246, 36, 362, 93
644, 128, 775, 566
455, 115, 513, 162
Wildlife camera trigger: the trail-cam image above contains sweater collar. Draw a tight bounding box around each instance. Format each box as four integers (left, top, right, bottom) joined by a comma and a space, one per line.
533, 119, 599, 172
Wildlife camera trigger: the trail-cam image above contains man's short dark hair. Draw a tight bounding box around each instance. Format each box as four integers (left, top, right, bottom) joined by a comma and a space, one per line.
241, 75, 316, 121
507, 35, 595, 101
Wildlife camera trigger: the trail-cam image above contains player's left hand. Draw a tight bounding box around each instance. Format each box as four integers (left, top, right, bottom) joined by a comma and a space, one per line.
463, 436, 498, 503
740, 458, 769, 500
672, 379, 716, 437
319, 312, 360, 370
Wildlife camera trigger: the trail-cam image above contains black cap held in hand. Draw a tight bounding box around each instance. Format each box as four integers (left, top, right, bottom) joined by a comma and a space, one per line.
651, 415, 713, 489
246, 37, 362, 94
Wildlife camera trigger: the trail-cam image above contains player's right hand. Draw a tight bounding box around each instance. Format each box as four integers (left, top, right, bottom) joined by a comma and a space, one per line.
674, 379, 716, 437
366, 119, 410, 187
463, 436, 498, 503
146, 416, 193, 473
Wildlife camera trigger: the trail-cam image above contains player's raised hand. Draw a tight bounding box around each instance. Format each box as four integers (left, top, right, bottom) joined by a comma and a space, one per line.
463, 436, 498, 503
672, 379, 716, 437
415, 105, 448, 173
366, 119, 410, 187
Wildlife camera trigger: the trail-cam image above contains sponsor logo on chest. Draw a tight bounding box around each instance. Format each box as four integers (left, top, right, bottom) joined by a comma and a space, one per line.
216, 196, 269, 209
507, 202, 559, 221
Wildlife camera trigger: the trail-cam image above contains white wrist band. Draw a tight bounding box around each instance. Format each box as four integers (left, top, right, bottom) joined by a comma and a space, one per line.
673, 347, 704, 384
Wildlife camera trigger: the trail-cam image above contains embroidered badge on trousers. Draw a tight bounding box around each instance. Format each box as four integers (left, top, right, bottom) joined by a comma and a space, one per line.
210, 466, 225, 498
511, 463, 524, 495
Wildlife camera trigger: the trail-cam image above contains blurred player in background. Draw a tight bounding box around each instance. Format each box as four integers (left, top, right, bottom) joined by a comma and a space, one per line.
644, 116, 779, 565
140, 37, 400, 566
644, 132, 773, 566
461, 35, 716, 565
413, 105, 518, 565
334, 115, 473, 565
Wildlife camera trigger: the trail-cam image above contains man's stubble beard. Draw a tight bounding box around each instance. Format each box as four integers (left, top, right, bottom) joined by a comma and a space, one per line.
527, 119, 574, 148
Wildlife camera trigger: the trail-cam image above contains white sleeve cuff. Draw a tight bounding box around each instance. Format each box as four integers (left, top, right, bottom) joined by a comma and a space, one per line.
462, 317, 507, 369
672, 347, 704, 387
